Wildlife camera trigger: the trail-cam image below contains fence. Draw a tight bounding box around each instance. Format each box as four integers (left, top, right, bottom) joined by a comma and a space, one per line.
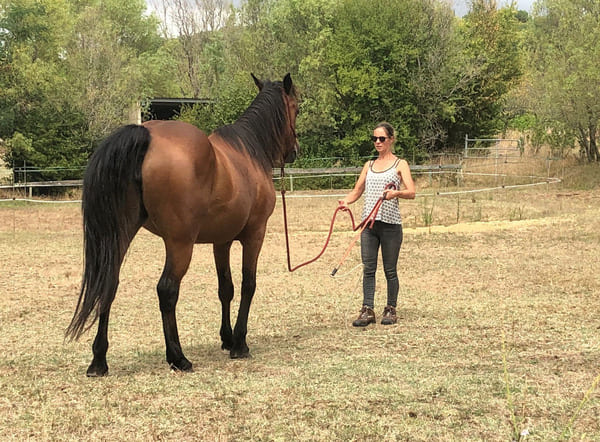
1, 164, 464, 196
0, 151, 562, 202
463, 135, 522, 160
0, 179, 82, 198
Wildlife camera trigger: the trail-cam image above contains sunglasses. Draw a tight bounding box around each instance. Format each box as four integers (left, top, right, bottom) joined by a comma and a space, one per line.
371, 136, 388, 143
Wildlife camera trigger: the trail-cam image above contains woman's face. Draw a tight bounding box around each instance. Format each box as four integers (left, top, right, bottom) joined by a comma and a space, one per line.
372, 127, 393, 154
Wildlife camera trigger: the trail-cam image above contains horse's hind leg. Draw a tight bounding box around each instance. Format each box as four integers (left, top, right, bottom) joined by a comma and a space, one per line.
86, 260, 129, 377
158, 240, 194, 372
87, 220, 141, 377
87, 310, 111, 377
213, 242, 234, 351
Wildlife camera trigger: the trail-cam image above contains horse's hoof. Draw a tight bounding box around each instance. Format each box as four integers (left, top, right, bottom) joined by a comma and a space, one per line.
229, 347, 251, 359
221, 342, 233, 351
86, 365, 109, 377
169, 359, 193, 372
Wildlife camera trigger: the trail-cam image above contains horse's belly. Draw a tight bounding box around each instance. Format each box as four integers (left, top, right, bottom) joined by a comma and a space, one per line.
193, 198, 274, 244
193, 220, 245, 244
142, 215, 244, 244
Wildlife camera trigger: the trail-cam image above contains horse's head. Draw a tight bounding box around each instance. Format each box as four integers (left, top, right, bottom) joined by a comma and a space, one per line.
252, 73, 299, 165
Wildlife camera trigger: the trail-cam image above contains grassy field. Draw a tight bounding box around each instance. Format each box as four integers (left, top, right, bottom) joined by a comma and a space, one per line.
0, 160, 599, 441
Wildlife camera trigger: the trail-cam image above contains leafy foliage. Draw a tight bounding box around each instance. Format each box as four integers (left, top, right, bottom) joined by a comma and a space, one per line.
525, 0, 600, 162
449, 0, 524, 145
6, 0, 595, 181
0, 0, 161, 180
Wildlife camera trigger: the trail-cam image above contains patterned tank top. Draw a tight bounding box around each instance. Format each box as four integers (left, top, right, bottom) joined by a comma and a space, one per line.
362, 158, 403, 224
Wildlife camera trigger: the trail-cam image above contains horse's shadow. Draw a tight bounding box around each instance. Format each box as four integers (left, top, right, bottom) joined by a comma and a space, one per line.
97, 305, 427, 376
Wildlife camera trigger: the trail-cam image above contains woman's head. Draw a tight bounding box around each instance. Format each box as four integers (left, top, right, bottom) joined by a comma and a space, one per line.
374, 122, 395, 139
372, 122, 395, 152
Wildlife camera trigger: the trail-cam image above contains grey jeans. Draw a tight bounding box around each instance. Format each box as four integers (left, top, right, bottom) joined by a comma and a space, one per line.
360, 221, 403, 308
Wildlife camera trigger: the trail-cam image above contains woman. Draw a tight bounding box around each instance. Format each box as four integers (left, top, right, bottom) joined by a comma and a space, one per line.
338, 122, 416, 326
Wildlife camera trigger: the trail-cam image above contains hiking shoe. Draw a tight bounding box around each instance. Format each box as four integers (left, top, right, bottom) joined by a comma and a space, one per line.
381, 305, 397, 325
352, 306, 376, 327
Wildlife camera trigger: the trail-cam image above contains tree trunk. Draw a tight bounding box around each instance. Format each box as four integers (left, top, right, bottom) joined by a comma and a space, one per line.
577, 125, 600, 163
578, 126, 589, 161
589, 121, 599, 162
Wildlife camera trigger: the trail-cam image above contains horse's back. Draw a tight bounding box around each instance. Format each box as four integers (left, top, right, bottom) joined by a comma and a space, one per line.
143, 120, 215, 191
143, 120, 212, 164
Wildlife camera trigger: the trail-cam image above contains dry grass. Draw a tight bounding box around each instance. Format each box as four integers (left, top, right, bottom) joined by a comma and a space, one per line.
0, 164, 599, 441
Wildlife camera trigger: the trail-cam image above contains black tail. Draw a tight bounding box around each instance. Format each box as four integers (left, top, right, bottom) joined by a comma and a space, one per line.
66, 124, 151, 340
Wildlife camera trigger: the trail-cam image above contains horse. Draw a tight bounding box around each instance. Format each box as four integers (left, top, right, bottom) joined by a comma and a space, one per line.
66, 73, 299, 376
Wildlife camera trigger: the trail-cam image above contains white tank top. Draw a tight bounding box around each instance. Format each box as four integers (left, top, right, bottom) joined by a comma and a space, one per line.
362, 159, 403, 224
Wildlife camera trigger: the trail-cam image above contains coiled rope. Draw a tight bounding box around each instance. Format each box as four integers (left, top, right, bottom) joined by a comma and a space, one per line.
280, 167, 396, 275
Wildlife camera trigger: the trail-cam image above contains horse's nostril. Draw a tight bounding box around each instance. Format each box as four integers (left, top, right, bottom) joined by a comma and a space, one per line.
285, 150, 297, 164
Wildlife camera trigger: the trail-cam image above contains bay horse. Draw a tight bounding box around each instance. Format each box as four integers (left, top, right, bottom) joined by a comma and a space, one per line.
66, 73, 299, 376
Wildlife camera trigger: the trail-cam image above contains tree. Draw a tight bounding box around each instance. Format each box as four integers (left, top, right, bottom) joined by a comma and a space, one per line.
0, 0, 535, 176
229, 0, 339, 162
526, 0, 600, 162
318, 0, 464, 162
149, 0, 233, 98
0, 0, 163, 179
447, 0, 524, 145
178, 0, 339, 150
65, 0, 162, 138
0, 0, 88, 178
205, 0, 522, 163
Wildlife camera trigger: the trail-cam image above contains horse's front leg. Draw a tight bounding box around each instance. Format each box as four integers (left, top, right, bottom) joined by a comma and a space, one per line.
158, 241, 194, 372
230, 237, 264, 359
213, 242, 234, 351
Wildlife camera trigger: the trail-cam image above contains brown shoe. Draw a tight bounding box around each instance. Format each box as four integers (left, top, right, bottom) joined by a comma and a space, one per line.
352, 306, 376, 327
381, 305, 397, 325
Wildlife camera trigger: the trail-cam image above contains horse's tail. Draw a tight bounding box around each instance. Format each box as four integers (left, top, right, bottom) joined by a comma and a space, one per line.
66, 124, 151, 341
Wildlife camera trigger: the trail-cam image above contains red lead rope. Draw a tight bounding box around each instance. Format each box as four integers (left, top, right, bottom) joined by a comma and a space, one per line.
280, 167, 396, 274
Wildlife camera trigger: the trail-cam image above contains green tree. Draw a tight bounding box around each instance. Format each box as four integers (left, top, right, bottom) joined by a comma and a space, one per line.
448, 0, 524, 145
0, 0, 163, 180
318, 0, 463, 163
0, 0, 535, 177
150, 0, 234, 98
210, 0, 522, 164
180, 0, 338, 149
0, 0, 88, 179
137, 0, 528, 167
65, 0, 162, 138
526, 0, 600, 162
177, 70, 256, 132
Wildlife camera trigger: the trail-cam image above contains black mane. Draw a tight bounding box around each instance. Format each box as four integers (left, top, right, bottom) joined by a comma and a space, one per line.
214, 80, 293, 172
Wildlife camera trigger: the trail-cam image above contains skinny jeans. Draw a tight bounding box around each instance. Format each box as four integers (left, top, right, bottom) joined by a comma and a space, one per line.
360, 221, 403, 308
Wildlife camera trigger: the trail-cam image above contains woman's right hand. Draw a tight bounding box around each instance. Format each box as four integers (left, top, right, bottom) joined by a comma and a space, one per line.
338, 199, 349, 210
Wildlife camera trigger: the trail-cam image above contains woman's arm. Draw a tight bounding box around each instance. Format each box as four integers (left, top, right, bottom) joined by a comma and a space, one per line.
384, 159, 415, 200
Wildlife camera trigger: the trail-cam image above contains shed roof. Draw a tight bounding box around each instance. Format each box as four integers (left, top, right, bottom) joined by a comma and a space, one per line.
145, 98, 213, 121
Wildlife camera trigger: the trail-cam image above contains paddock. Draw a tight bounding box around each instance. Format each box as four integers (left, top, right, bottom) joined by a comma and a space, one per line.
0, 182, 598, 440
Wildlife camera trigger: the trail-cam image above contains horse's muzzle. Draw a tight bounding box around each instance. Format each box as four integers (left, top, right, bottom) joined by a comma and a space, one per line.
285, 142, 299, 164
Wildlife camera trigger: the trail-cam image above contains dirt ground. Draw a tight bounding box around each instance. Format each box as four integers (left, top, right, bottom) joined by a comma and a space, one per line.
0, 185, 598, 440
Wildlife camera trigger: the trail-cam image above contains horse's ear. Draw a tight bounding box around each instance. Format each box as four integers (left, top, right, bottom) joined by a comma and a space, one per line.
283, 73, 293, 95
251, 73, 263, 90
